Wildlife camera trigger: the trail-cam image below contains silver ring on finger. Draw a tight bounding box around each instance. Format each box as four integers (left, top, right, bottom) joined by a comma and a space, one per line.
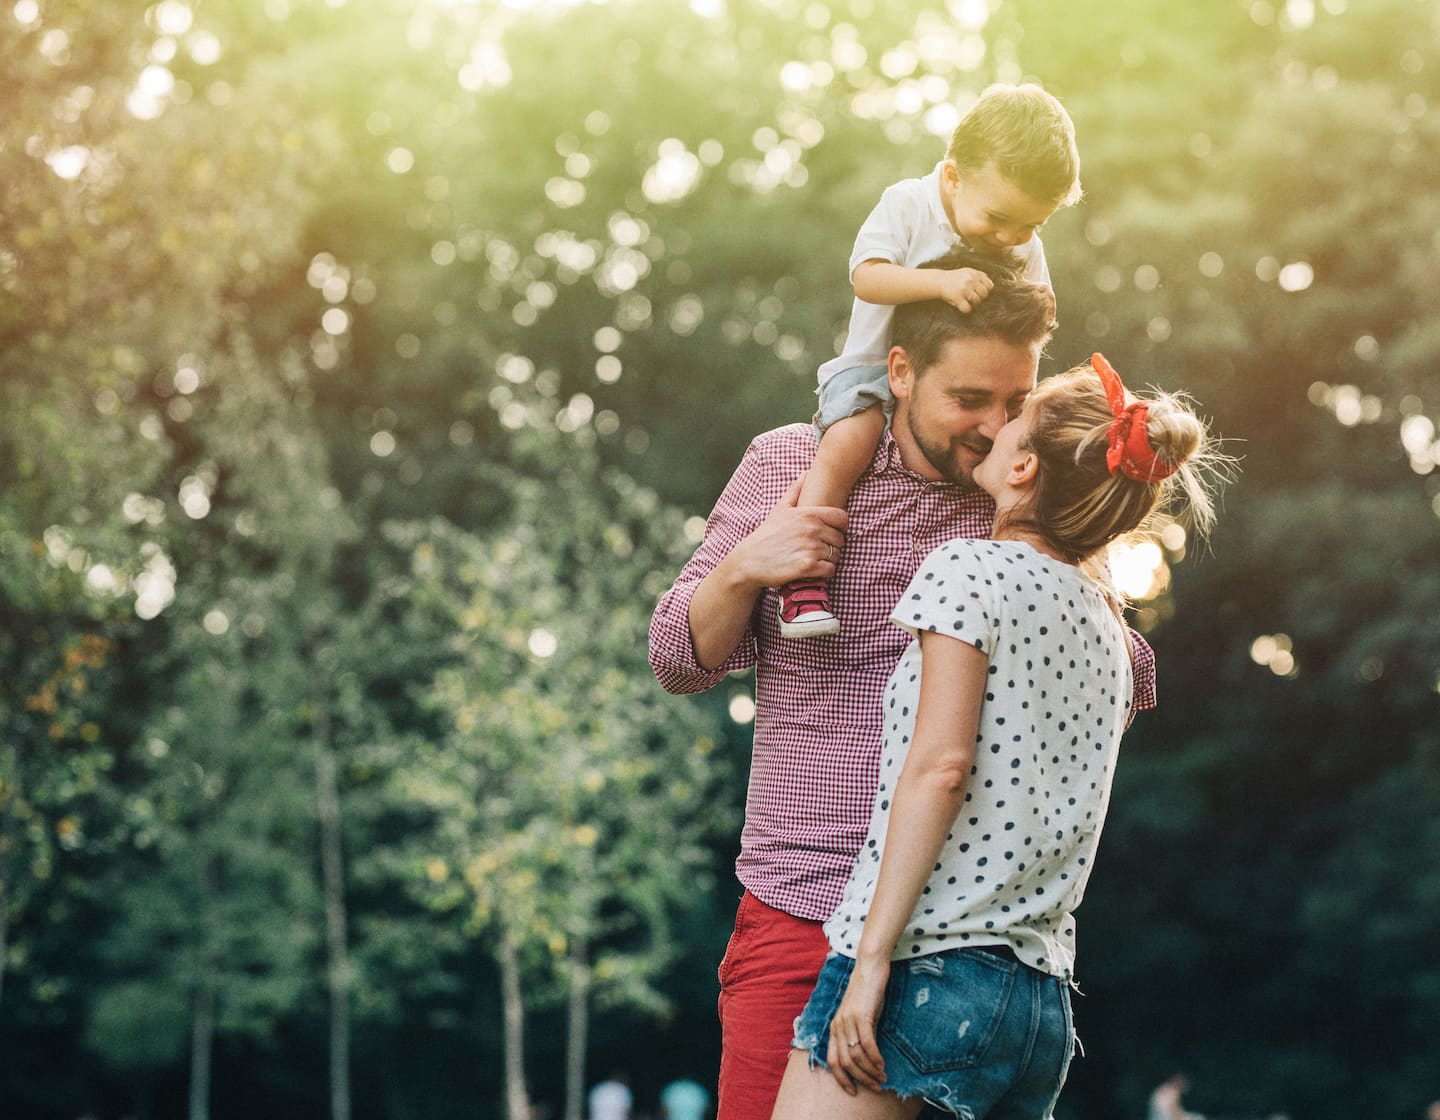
826, 544, 835, 563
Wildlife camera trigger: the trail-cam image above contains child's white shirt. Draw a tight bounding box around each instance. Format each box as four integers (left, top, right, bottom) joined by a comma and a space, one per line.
816, 162, 1052, 388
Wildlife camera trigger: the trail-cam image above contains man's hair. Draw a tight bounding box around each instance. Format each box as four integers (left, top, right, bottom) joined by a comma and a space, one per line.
945, 82, 1081, 208
889, 248, 1056, 376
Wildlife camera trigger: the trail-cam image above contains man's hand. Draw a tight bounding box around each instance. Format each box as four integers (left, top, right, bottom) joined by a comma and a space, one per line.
729, 474, 848, 591
934, 266, 994, 314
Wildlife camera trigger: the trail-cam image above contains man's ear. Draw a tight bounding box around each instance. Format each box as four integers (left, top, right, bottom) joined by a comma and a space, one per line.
888, 346, 913, 401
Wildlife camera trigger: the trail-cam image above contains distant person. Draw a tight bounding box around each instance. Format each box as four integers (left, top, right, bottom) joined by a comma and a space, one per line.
1149, 1075, 1206, 1120
769, 356, 1227, 1116
777, 82, 1081, 639
659, 1077, 710, 1120
588, 1075, 632, 1120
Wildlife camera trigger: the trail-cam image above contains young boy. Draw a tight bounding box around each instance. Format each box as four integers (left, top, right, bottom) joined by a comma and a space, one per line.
778, 82, 1082, 638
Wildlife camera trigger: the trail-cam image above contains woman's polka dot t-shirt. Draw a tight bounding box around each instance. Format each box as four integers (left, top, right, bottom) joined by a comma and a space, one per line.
823, 538, 1134, 980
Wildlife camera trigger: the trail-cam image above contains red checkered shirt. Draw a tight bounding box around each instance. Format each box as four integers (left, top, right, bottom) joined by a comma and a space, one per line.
649, 424, 1157, 922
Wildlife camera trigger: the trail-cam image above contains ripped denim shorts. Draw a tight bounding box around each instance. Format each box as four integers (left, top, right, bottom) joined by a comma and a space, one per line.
790, 945, 1075, 1120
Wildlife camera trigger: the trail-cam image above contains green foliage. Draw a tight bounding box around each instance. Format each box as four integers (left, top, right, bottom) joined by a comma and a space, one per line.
395, 453, 727, 1018
3, 0, 1439, 1115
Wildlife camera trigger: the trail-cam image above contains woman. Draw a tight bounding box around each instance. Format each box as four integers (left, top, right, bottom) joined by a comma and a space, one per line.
771, 355, 1227, 1120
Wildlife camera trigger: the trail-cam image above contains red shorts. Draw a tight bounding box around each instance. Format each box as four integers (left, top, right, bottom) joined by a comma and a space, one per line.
715, 890, 830, 1120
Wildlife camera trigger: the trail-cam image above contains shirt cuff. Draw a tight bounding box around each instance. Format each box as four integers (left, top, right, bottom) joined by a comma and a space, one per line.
1130, 632, 1157, 712
648, 581, 753, 695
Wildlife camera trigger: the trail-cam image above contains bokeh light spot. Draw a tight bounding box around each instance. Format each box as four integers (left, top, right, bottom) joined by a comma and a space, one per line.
528, 628, 558, 658
729, 693, 756, 724
1277, 261, 1314, 292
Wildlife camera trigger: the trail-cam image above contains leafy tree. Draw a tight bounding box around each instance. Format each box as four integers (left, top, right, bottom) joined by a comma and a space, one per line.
395, 452, 728, 1118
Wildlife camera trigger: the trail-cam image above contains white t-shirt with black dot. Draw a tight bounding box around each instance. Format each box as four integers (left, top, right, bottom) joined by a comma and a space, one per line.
824, 538, 1134, 980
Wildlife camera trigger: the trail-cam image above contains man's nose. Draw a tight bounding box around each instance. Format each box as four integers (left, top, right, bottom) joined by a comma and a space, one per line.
977, 405, 1008, 439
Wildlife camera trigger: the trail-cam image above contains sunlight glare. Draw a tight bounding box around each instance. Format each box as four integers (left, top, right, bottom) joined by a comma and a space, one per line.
459, 41, 512, 91
642, 139, 703, 204
1108, 538, 1167, 600
152, 1, 194, 35
1285, 0, 1315, 28
949, 0, 990, 28
45, 146, 90, 180
1277, 260, 1314, 292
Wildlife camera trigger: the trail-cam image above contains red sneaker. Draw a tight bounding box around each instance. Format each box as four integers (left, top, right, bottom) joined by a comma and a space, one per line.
777, 578, 840, 639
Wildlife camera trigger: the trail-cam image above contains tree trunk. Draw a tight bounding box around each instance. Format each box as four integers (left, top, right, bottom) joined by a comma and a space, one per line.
499, 926, 532, 1120
314, 673, 352, 1120
563, 932, 591, 1120
189, 980, 215, 1120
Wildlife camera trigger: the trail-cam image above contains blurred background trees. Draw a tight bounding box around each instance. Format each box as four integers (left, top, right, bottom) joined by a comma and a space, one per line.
2, 0, 1437, 1116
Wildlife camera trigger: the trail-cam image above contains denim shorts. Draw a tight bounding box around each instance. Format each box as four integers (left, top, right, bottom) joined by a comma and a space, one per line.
790, 947, 1075, 1120
814, 362, 893, 432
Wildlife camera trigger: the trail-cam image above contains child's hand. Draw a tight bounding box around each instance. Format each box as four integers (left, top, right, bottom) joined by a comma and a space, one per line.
935, 266, 994, 313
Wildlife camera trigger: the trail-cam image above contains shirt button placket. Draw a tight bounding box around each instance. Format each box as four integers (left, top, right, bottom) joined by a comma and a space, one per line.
913, 484, 949, 559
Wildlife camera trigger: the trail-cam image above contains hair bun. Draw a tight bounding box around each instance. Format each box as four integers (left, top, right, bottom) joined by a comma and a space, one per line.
1144, 396, 1206, 470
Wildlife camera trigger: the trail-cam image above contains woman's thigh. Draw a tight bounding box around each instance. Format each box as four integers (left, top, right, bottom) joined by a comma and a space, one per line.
770, 1048, 925, 1120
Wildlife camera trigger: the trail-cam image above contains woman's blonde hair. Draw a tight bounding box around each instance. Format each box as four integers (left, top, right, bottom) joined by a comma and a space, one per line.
1000, 363, 1227, 568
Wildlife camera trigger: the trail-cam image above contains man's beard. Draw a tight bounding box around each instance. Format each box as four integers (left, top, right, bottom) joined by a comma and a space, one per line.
905, 408, 989, 489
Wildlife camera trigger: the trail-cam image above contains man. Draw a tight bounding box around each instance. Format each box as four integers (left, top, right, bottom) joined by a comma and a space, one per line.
648, 249, 1155, 1120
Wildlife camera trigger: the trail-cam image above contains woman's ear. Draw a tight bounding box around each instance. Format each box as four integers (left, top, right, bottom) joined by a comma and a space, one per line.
1008, 451, 1040, 490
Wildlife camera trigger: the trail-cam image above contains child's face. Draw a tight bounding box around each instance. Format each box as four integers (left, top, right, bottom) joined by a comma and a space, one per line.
941, 160, 1056, 254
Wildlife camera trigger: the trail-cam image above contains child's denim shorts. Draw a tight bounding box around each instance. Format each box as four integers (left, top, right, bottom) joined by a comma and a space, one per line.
790, 946, 1075, 1120
814, 362, 893, 432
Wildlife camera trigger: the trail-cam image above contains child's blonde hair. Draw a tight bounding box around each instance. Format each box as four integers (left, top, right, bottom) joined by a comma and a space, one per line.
946, 83, 1081, 208
1002, 363, 1226, 567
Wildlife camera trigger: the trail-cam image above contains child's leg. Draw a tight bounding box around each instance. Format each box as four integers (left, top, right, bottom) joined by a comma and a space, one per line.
797, 405, 888, 510
770, 1049, 922, 1120
779, 370, 890, 640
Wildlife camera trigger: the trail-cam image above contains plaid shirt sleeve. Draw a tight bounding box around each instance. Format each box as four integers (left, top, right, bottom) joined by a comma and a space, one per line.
648, 429, 805, 695
1129, 629, 1158, 712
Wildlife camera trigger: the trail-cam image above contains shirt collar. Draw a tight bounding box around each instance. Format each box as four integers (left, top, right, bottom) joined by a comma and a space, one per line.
925, 161, 955, 233
868, 428, 977, 499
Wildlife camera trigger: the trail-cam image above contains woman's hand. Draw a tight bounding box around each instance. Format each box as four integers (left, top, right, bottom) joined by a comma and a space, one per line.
825, 958, 890, 1095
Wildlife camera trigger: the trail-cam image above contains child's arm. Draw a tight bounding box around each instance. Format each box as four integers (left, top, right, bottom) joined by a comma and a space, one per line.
852, 258, 994, 313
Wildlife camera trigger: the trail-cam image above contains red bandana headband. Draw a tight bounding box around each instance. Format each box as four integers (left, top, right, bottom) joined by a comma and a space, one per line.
1091, 352, 1179, 483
